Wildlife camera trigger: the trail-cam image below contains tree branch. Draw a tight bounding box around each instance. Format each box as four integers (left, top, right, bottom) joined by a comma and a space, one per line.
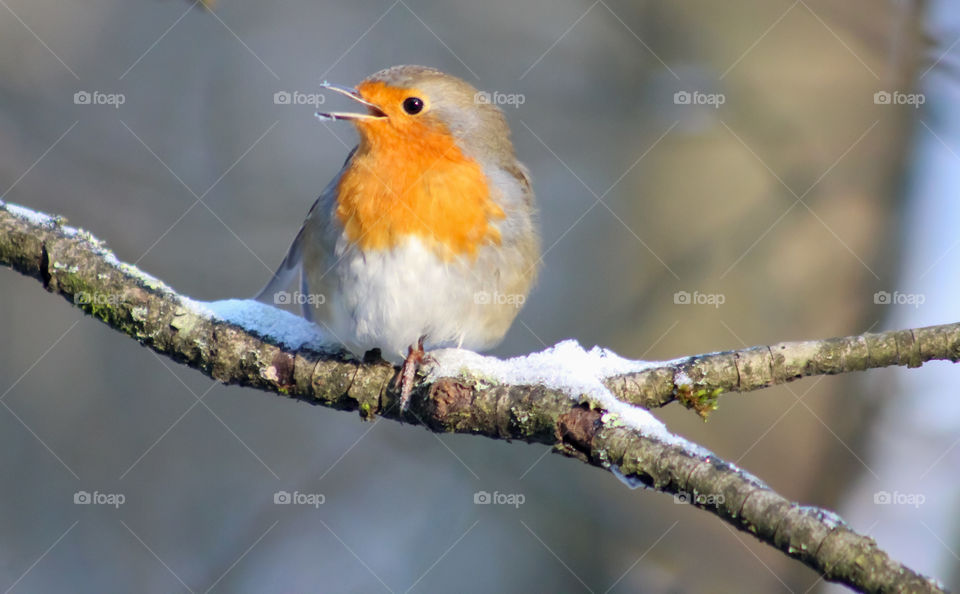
0, 201, 948, 594
605, 323, 960, 415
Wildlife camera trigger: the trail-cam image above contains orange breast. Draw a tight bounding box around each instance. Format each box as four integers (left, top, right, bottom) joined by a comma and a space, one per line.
334, 95, 504, 259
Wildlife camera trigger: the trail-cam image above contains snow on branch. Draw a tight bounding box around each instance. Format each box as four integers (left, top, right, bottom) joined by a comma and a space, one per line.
0, 201, 949, 594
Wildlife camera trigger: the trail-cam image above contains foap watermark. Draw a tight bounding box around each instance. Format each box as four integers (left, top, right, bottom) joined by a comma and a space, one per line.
74, 291, 124, 306
474, 290, 525, 308
274, 490, 325, 508
673, 290, 725, 308
274, 290, 326, 306
873, 91, 924, 109
674, 90, 725, 108
474, 91, 525, 109
873, 290, 924, 308
473, 490, 525, 508
74, 90, 125, 109
274, 90, 326, 107
74, 490, 125, 508
673, 491, 725, 506
874, 490, 925, 508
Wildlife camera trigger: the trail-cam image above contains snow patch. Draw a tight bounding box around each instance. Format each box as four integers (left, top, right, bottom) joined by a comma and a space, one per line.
427, 339, 697, 449
611, 465, 650, 490
796, 506, 847, 530
718, 460, 769, 490
2, 201, 55, 226
117, 262, 177, 295
3, 201, 98, 245
191, 298, 335, 351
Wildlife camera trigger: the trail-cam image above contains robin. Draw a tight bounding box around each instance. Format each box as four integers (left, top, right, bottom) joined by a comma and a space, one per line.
257, 65, 540, 408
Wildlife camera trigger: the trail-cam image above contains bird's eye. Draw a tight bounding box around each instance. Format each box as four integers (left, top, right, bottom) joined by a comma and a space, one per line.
402, 97, 424, 115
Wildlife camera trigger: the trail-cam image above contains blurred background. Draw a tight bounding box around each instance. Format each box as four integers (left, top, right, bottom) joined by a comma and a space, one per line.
1, 0, 957, 591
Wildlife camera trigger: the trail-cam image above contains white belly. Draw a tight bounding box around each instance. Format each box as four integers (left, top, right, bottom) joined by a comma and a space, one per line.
327, 236, 500, 359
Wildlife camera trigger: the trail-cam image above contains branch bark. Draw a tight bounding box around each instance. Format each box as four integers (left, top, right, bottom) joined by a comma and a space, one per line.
0, 201, 949, 594
605, 324, 960, 415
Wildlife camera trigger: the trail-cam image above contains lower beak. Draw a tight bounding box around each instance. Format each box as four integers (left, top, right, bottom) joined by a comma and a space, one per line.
315, 83, 387, 121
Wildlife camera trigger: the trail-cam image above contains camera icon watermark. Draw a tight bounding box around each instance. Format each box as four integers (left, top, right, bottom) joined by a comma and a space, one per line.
74, 291, 124, 306
74, 90, 126, 109
473, 490, 525, 508
474, 290, 525, 308
474, 91, 525, 109
673, 90, 725, 108
273, 290, 326, 306
273, 490, 325, 508
673, 290, 725, 308
873, 90, 924, 108
74, 490, 125, 508
873, 490, 925, 508
673, 491, 725, 506
273, 90, 326, 107
873, 290, 924, 308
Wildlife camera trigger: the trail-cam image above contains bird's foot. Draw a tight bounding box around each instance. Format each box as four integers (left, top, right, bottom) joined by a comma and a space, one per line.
393, 336, 431, 412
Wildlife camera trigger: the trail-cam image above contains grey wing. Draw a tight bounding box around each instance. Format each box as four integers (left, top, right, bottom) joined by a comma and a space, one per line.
254, 221, 307, 303
255, 148, 354, 322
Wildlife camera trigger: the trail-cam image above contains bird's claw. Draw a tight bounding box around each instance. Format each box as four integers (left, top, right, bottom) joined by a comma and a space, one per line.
393, 336, 432, 413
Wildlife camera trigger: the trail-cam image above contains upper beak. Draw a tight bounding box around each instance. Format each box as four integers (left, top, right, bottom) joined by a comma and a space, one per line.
315, 82, 387, 121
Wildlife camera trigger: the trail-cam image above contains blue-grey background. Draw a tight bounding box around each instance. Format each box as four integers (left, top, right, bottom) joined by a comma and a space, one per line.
1, 0, 957, 592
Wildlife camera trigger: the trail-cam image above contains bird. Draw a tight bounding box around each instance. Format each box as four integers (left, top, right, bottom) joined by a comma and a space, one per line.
257, 65, 540, 409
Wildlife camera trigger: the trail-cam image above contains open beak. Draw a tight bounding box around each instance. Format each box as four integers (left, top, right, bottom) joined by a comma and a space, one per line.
315, 82, 387, 121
